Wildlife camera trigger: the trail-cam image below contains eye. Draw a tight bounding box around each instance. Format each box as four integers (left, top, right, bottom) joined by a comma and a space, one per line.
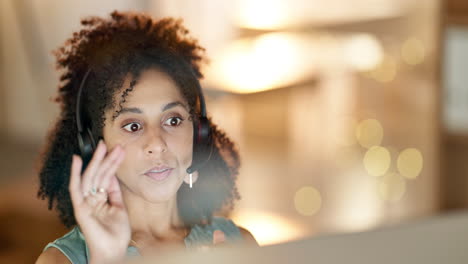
164, 117, 183, 127
122, 122, 142, 132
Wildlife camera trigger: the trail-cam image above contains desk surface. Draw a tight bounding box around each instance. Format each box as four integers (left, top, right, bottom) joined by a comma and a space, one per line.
128, 210, 468, 264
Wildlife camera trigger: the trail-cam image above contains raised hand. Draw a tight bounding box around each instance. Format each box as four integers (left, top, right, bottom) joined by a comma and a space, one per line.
69, 140, 130, 264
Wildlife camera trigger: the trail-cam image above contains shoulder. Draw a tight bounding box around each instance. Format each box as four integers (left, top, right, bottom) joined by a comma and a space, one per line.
211, 216, 259, 246
38, 226, 88, 264
236, 225, 259, 246
36, 247, 71, 264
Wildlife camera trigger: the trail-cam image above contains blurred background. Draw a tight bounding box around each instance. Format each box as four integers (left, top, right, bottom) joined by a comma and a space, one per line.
1, 0, 468, 262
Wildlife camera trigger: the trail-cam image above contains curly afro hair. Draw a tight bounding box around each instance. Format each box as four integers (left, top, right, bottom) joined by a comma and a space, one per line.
37, 11, 241, 228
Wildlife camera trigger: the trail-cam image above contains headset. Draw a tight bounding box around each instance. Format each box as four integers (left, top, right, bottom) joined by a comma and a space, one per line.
75, 67, 213, 174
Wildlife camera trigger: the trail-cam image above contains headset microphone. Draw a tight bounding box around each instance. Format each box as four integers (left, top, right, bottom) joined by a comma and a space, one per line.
186, 164, 202, 175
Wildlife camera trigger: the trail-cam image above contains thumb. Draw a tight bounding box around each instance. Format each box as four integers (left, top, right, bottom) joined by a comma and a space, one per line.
212, 230, 226, 245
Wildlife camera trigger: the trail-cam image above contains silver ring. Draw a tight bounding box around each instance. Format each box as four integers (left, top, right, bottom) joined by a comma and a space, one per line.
89, 187, 97, 195
97, 188, 106, 193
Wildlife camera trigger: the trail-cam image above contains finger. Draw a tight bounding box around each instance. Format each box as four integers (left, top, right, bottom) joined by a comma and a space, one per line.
83, 192, 104, 208
69, 155, 84, 205
81, 140, 107, 193
99, 149, 125, 191
86, 190, 108, 208
107, 175, 125, 208
212, 230, 226, 245
93, 145, 123, 188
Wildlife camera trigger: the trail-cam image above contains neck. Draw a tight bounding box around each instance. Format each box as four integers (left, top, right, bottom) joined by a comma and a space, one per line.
121, 188, 187, 242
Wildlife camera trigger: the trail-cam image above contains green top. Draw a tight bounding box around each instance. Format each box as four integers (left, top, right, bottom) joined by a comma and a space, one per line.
43, 216, 244, 263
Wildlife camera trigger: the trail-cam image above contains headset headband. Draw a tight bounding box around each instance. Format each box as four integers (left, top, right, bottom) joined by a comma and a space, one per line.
76, 69, 92, 134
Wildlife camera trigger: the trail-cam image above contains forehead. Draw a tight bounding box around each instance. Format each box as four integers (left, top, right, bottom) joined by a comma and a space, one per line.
116, 68, 186, 106
105, 68, 190, 122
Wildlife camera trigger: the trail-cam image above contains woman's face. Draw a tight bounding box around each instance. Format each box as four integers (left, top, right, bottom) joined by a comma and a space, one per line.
102, 68, 194, 202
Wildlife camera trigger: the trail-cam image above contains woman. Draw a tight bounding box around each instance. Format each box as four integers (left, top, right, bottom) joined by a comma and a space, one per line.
36, 11, 257, 264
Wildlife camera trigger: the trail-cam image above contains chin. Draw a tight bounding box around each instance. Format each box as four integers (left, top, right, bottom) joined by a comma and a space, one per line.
140, 182, 181, 203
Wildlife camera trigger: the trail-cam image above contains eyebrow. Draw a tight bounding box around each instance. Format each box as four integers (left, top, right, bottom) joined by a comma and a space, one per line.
113, 101, 188, 120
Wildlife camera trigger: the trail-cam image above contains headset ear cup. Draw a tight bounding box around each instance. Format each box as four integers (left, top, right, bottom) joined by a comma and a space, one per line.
86, 126, 97, 150
193, 117, 213, 166
77, 127, 96, 167
198, 117, 211, 144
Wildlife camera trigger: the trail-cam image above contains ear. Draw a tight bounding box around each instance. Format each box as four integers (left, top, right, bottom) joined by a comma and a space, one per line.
184, 171, 199, 185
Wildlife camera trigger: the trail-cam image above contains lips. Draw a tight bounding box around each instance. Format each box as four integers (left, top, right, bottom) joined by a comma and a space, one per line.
144, 166, 173, 181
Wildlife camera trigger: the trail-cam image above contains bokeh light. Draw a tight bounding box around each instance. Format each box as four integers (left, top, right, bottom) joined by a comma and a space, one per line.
355, 119, 384, 148
294, 186, 322, 216
363, 146, 391, 177
331, 169, 382, 232
345, 33, 383, 71
208, 33, 314, 93
401, 37, 425, 65
370, 55, 397, 82
378, 172, 406, 202
397, 148, 424, 179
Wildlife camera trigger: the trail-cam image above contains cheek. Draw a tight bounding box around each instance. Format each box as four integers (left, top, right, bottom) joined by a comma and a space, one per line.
104, 129, 139, 155
115, 144, 139, 175
183, 136, 194, 158
171, 129, 194, 162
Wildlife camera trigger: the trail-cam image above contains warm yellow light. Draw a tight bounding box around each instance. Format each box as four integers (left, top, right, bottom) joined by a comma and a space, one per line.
230, 211, 303, 246
235, 0, 291, 30
208, 33, 314, 94
345, 34, 383, 71
370, 55, 397, 82
397, 148, 423, 179
294, 186, 322, 216
401, 37, 425, 65
378, 172, 406, 202
363, 146, 391, 177
355, 119, 384, 148
330, 169, 382, 232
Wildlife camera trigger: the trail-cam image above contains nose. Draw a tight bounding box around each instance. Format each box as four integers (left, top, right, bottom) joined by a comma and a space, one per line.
143, 128, 167, 155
